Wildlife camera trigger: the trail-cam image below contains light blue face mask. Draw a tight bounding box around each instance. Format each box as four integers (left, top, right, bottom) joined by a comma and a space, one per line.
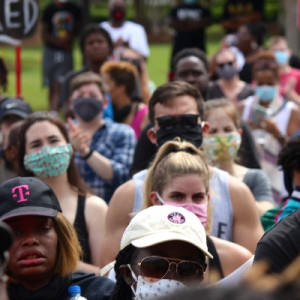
274, 50, 289, 66
24, 144, 73, 178
255, 85, 277, 103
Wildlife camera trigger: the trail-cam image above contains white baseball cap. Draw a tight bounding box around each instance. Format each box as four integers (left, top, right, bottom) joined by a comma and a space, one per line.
121, 205, 213, 259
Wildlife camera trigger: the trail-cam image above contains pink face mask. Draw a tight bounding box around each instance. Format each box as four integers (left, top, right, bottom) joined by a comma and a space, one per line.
156, 192, 208, 227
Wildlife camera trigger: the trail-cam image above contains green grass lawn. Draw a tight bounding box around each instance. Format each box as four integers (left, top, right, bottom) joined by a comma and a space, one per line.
0, 37, 221, 111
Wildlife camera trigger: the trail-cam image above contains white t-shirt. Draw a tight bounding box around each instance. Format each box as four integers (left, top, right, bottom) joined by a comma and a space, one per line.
100, 20, 150, 58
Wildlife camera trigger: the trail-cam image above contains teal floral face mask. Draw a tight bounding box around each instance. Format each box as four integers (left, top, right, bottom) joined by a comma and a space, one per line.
202, 132, 241, 163
24, 144, 73, 178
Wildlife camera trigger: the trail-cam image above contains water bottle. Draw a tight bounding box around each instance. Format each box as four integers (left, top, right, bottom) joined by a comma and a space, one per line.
68, 285, 87, 300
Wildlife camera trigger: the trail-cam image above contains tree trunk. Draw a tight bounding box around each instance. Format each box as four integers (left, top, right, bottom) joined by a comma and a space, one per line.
80, 0, 90, 26
133, 0, 148, 29
283, 0, 299, 55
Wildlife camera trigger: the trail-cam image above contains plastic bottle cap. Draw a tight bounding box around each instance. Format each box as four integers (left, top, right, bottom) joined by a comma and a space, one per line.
68, 285, 81, 295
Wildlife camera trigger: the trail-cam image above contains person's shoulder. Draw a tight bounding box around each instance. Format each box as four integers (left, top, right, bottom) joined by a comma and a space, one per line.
71, 271, 114, 299
290, 67, 300, 77
244, 168, 266, 178
125, 21, 146, 31
107, 120, 136, 136
100, 21, 110, 29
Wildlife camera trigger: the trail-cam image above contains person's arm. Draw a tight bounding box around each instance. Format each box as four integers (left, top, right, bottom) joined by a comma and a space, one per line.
85, 195, 108, 268
229, 176, 264, 253
210, 236, 252, 277
100, 180, 135, 266
287, 105, 300, 137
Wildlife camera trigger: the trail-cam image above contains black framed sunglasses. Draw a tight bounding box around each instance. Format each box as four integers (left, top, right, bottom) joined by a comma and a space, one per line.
156, 114, 200, 131
133, 255, 206, 282
218, 61, 234, 68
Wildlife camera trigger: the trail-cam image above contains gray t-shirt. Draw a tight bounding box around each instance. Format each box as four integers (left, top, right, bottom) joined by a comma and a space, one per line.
243, 169, 274, 203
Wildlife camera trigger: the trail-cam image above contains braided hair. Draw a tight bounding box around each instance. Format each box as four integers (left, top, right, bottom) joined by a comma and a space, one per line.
110, 244, 136, 300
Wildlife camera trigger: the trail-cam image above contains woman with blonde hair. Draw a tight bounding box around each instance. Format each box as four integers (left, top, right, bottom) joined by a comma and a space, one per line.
143, 139, 252, 282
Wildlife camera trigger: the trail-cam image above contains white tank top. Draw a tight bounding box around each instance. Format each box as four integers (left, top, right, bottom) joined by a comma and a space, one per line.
132, 167, 234, 242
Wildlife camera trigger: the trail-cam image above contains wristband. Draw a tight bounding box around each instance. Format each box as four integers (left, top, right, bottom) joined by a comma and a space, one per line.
82, 148, 94, 160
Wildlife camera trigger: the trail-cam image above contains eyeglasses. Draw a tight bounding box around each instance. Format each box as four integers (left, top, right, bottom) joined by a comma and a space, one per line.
134, 255, 206, 282
156, 114, 200, 131
218, 61, 234, 68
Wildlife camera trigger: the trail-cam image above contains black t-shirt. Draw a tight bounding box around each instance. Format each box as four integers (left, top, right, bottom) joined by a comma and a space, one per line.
169, 4, 211, 55
42, 3, 81, 50
8, 271, 114, 300
254, 209, 300, 273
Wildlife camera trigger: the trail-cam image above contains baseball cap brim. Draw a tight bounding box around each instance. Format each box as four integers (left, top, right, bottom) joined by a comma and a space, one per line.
0, 206, 59, 221
0, 109, 29, 120
131, 231, 213, 259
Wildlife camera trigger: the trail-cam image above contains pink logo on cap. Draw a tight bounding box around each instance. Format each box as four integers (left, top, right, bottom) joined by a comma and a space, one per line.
12, 185, 30, 203
168, 212, 185, 224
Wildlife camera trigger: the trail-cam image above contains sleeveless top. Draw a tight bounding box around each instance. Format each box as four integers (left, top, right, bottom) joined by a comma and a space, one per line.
242, 96, 294, 203
207, 236, 224, 279
73, 195, 91, 263
132, 167, 233, 242
210, 168, 233, 241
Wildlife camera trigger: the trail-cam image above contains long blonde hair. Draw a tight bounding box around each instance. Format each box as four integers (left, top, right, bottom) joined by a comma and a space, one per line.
144, 140, 212, 233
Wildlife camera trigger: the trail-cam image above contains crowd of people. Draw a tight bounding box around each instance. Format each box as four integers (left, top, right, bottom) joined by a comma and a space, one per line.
1, 0, 300, 299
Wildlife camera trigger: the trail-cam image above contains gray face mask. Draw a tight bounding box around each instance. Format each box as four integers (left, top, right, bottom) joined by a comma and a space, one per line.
72, 97, 103, 122
217, 64, 237, 80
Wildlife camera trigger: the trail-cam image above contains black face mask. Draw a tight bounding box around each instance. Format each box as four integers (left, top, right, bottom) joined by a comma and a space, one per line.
73, 97, 103, 122
113, 104, 132, 123
110, 8, 126, 22
155, 114, 203, 148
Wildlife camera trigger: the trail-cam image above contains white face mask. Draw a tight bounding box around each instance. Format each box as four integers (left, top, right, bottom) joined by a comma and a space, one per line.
128, 265, 187, 300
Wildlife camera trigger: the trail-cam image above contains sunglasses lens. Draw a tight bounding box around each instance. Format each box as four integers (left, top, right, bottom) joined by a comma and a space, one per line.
180, 115, 199, 128
177, 261, 204, 281
140, 257, 169, 280
157, 116, 176, 130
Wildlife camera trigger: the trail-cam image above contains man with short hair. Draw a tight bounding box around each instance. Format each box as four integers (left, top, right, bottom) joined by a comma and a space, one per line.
68, 72, 136, 203
101, 81, 263, 266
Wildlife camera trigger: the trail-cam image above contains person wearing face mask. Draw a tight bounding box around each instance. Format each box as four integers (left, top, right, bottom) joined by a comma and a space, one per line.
100, 0, 149, 59
109, 205, 213, 300
67, 71, 136, 203
101, 81, 263, 268
101, 61, 148, 139
142, 140, 252, 282
241, 51, 300, 203
268, 36, 300, 106
203, 99, 274, 216
17, 112, 109, 273
208, 49, 254, 103
168, 0, 211, 78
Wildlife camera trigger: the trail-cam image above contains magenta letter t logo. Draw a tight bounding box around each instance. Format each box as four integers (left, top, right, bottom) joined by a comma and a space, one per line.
12, 185, 30, 203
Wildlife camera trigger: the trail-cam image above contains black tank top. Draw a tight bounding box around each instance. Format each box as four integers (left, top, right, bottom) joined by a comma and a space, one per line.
207, 236, 224, 279
73, 195, 91, 263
